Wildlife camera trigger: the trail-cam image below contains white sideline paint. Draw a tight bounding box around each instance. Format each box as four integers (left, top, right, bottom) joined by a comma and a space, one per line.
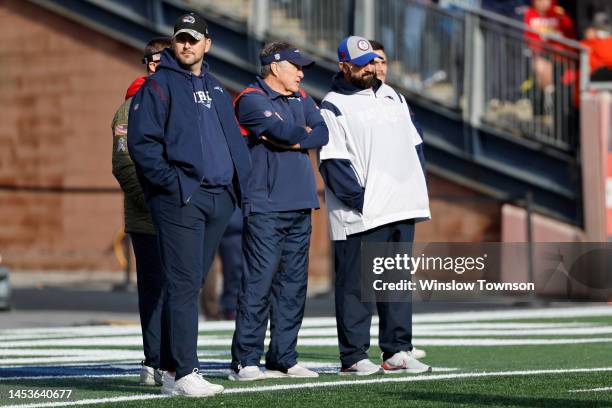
3, 335, 612, 349
296, 326, 612, 338
411, 305, 612, 323
0, 322, 597, 342
0, 361, 350, 381
569, 386, 612, 393
0, 349, 229, 357
5, 367, 612, 408
2, 305, 611, 338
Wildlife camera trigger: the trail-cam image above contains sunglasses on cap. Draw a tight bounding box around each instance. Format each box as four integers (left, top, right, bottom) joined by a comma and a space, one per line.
142, 50, 163, 65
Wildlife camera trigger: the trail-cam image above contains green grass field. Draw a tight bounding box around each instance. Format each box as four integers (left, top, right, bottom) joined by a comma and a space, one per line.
1, 305, 612, 407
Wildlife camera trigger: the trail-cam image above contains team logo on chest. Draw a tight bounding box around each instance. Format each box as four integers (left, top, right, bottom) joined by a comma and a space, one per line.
194, 90, 212, 109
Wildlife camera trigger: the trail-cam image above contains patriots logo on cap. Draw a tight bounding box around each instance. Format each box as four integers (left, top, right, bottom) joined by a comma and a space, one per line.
182, 15, 195, 24
357, 40, 370, 51
274, 53, 281, 61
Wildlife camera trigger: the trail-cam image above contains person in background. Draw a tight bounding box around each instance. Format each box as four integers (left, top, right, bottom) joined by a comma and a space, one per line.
369, 40, 388, 83
582, 12, 612, 82
111, 36, 170, 388
524, 0, 576, 91
217, 208, 245, 320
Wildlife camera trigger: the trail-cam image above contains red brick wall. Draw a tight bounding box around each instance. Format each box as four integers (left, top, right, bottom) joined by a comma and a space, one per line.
418, 174, 502, 242
0, 0, 141, 270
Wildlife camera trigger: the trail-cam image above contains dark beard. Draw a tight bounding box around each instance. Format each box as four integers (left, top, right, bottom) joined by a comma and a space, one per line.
349, 72, 375, 89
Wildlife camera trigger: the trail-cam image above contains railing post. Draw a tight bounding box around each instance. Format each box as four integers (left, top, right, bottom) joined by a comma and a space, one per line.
579, 48, 590, 93
463, 12, 485, 128
354, 0, 375, 38
249, 0, 269, 40
150, 0, 163, 33
525, 191, 536, 303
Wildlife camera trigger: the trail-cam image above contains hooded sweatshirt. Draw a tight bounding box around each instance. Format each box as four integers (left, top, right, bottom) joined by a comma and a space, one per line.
319, 73, 430, 241
127, 49, 251, 205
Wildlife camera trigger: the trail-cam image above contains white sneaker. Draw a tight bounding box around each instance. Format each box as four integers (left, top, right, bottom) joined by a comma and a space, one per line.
171, 369, 224, 397
228, 365, 266, 381
160, 372, 175, 395
265, 364, 319, 378
412, 347, 427, 360
381, 351, 432, 374
339, 359, 383, 376
139, 362, 165, 386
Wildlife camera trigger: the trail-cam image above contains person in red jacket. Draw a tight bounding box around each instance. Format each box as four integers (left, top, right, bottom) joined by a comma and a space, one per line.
524, 0, 576, 91
524, 0, 575, 46
582, 17, 612, 82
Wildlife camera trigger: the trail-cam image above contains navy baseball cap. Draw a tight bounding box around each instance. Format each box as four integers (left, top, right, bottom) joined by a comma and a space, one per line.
173, 13, 209, 41
260, 48, 315, 68
337, 36, 383, 66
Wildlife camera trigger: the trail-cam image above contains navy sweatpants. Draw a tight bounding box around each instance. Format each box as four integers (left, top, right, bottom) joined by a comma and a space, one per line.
231, 211, 311, 372
334, 220, 415, 368
149, 187, 234, 380
218, 208, 245, 315
130, 232, 163, 370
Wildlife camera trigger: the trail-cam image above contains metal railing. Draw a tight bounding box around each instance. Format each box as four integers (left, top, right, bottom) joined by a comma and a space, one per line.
375, 1, 465, 109
182, 0, 589, 153
469, 7, 586, 150
267, 0, 351, 57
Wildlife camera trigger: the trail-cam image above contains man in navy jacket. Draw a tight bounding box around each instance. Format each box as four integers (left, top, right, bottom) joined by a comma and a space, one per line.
128, 13, 250, 397
229, 42, 328, 381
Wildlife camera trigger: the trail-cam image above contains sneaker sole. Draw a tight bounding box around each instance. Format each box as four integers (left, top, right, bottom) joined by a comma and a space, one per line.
164, 386, 223, 397
264, 370, 288, 379
168, 390, 220, 397
339, 368, 383, 376
266, 369, 319, 379
228, 372, 266, 382
382, 366, 432, 374
161, 387, 174, 395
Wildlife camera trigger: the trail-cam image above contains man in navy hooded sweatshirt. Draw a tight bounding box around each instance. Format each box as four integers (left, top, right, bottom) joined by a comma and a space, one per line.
229, 41, 328, 381
128, 12, 250, 397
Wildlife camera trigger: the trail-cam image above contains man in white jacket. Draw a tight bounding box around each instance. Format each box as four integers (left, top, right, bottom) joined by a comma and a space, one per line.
319, 36, 431, 375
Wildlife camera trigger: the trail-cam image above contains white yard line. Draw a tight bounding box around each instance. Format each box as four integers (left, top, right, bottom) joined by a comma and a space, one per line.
0, 367, 459, 382
0, 349, 228, 357
4, 366, 612, 408
3, 335, 612, 349
0, 322, 597, 342
297, 326, 612, 338
2, 305, 610, 338
412, 337, 612, 346
569, 386, 612, 393
411, 305, 612, 323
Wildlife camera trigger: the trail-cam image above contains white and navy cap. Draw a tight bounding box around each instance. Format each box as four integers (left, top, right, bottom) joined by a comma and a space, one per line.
337, 36, 383, 66
173, 13, 209, 41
